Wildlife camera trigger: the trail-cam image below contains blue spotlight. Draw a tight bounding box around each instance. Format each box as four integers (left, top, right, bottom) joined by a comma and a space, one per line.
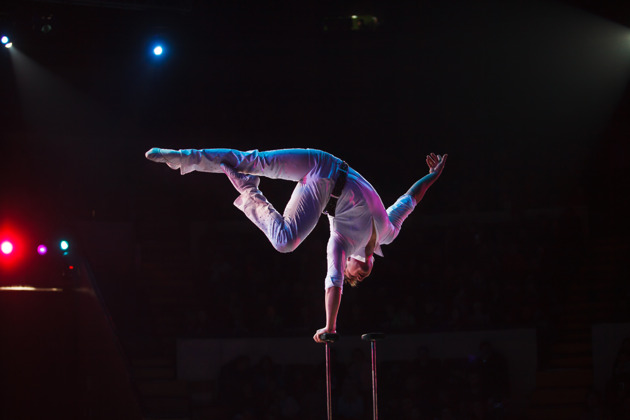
1, 36, 8, 44
148, 37, 169, 60
153, 45, 163, 56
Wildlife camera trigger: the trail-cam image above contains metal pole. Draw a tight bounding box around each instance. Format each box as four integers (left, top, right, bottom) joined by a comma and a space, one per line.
326, 342, 333, 420
370, 340, 378, 420
362, 332, 385, 420
320, 333, 339, 420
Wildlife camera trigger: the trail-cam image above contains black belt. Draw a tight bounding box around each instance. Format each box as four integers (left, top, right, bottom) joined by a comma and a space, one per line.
323, 161, 348, 217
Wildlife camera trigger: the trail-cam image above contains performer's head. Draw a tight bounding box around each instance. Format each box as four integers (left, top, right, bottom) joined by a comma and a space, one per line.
344, 255, 374, 287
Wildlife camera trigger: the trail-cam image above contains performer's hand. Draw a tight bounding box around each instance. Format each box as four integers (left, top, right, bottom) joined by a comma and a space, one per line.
426, 153, 448, 176
313, 327, 335, 343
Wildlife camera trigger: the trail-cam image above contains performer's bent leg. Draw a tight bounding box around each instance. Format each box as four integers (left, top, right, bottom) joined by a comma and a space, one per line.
234, 172, 334, 253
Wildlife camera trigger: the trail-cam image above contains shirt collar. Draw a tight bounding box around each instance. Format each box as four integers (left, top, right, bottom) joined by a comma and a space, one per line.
350, 243, 384, 262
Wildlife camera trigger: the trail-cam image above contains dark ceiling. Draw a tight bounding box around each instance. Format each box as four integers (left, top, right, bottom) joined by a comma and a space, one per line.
0, 0, 629, 226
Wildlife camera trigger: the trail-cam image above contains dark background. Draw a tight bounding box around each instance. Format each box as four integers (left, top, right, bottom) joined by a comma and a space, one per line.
0, 0, 628, 231
1, 0, 630, 338
1, 1, 630, 419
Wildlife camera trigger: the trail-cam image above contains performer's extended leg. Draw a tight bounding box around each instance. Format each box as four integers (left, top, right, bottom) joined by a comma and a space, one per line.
146, 147, 337, 181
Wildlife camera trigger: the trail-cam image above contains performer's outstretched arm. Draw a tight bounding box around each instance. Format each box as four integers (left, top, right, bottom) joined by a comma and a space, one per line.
406, 153, 448, 203
313, 286, 342, 343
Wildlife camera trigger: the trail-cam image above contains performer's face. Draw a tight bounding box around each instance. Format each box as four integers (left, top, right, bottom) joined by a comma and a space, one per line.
345, 256, 373, 284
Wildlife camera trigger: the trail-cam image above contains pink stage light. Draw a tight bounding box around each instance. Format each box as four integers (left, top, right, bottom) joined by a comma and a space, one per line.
37, 244, 48, 255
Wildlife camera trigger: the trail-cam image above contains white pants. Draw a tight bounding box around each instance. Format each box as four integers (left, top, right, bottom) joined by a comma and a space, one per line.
175, 148, 343, 253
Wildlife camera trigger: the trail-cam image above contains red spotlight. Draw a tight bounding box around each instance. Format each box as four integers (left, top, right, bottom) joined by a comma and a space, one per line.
0, 225, 27, 270
1, 240, 13, 255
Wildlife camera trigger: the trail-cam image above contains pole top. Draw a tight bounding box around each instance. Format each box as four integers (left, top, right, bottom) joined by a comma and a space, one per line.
320, 333, 340, 343
361, 332, 385, 341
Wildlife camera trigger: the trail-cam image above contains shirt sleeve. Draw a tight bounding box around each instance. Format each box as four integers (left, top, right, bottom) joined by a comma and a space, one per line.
324, 233, 347, 291
381, 194, 417, 245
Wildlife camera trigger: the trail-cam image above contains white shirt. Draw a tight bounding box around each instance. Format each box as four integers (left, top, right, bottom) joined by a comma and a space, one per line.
324, 167, 417, 290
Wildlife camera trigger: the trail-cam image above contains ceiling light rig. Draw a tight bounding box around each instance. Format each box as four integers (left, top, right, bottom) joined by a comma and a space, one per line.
33, 14, 55, 35
322, 14, 380, 32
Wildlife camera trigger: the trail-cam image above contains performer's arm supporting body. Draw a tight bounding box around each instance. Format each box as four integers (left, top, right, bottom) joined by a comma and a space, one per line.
313, 287, 343, 342
313, 153, 448, 343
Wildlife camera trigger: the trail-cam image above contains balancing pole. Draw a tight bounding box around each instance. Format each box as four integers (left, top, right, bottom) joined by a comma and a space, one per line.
320, 332, 339, 420
361, 332, 385, 420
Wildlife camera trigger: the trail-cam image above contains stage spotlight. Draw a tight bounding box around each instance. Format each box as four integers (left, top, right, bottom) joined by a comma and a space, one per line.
59, 240, 69, 251
1, 240, 14, 255
37, 244, 48, 255
4, 42, 12, 49
1, 36, 8, 44
148, 36, 170, 59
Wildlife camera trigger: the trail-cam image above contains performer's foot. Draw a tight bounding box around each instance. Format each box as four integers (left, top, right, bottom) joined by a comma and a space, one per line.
221, 163, 260, 193
145, 147, 181, 170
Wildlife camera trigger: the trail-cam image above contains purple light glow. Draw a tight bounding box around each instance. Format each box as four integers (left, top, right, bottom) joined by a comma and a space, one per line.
37, 245, 48, 255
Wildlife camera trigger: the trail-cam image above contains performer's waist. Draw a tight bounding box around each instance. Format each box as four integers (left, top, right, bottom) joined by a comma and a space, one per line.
323, 161, 348, 217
